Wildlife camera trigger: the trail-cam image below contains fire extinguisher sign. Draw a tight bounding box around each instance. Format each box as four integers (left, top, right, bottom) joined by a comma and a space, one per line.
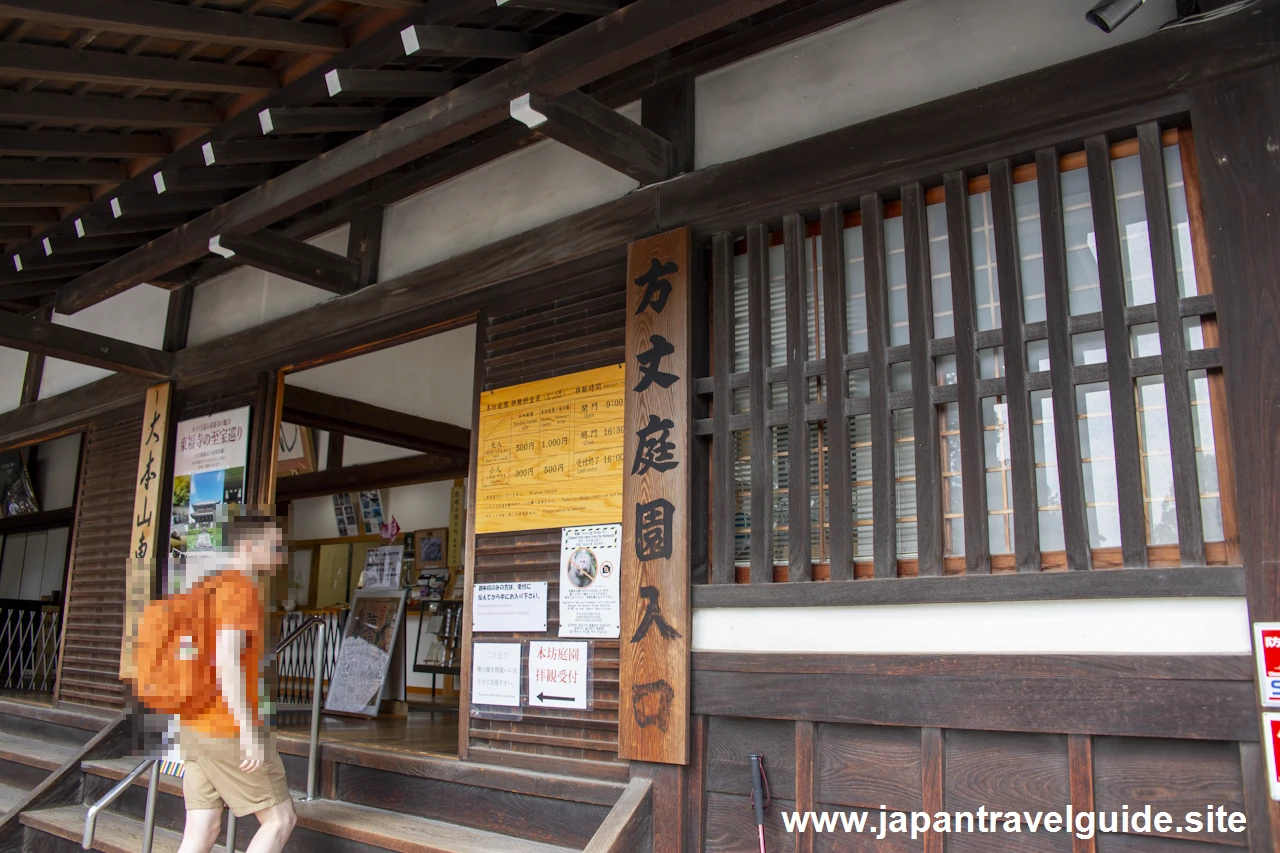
1264, 714, 1280, 801
1255, 623, 1280, 708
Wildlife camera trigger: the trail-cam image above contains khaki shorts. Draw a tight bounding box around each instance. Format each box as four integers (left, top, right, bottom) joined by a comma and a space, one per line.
178, 729, 292, 817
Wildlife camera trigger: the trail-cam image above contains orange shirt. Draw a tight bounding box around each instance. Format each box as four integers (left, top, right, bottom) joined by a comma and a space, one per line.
183, 571, 264, 738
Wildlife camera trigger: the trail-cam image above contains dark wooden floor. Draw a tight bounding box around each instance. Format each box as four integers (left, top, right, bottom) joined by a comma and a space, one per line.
276, 707, 460, 756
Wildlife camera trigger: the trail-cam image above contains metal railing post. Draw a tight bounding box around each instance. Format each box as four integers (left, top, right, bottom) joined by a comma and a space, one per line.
83, 758, 154, 849
141, 760, 160, 853
225, 810, 237, 853
307, 622, 324, 800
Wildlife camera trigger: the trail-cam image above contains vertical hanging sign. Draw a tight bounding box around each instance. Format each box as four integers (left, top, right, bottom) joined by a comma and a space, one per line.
120, 382, 173, 680
620, 226, 692, 764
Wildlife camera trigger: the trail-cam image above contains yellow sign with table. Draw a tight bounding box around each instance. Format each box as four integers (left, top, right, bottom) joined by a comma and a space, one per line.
475, 364, 626, 534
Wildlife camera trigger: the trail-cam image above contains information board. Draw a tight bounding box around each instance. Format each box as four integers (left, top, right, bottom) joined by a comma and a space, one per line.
472, 581, 548, 633
475, 364, 626, 534
471, 643, 522, 708
559, 524, 621, 639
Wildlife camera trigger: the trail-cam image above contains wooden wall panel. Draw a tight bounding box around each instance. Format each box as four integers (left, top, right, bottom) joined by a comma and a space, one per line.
467, 270, 627, 772
705, 716, 795, 799
1092, 737, 1247, 847
816, 723, 923, 812
55, 408, 143, 709
704, 791, 797, 853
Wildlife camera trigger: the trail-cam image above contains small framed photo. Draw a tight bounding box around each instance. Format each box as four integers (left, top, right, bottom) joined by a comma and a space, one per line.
416, 527, 448, 569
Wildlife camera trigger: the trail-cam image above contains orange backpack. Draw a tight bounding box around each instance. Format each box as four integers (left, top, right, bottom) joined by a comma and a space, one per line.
131, 580, 221, 717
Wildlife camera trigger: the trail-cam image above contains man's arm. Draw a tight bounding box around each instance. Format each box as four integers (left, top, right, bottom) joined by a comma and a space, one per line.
214, 628, 263, 772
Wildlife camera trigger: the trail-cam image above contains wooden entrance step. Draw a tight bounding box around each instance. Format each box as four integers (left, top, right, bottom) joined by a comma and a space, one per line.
0, 696, 112, 748
30, 790, 581, 853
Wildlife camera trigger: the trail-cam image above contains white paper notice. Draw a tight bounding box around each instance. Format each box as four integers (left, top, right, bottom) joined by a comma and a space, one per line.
558, 524, 621, 638
471, 643, 522, 707
174, 406, 250, 476
528, 641, 589, 709
472, 582, 548, 633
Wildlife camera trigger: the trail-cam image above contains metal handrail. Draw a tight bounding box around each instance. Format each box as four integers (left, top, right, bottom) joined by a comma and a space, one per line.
276, 615, 325, 801
83, 758, 158, 852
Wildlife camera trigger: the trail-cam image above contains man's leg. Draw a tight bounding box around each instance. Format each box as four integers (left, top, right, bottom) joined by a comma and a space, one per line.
177, 808, 224, 853
244, 799, 297, 853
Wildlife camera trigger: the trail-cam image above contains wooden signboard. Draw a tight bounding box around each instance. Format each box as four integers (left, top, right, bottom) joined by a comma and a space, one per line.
619, 227, 692, 765
474, 364, 627, 534
120, 382, 173, 680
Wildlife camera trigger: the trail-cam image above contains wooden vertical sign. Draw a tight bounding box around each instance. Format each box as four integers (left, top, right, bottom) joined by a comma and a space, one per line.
120, 381, 173, 680
620, 226, 692, 764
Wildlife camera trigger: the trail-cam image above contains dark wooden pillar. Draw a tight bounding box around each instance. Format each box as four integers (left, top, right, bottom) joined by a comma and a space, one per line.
1190, 64, 1280, 847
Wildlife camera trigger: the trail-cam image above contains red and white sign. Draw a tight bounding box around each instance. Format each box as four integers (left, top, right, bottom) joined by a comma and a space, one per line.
1254, 622, 1280, 707
1264, 713, 1280, 801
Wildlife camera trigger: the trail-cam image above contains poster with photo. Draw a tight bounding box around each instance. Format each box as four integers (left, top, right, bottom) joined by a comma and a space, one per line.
361, 545, 403, 590
358, 489, 384, 535
416, 527, 447, 569
558, 524, 621, 638
332, 493, 358, 537
169, 407, 250, 590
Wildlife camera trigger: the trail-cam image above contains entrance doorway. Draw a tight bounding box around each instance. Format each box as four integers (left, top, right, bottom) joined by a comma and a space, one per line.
269, 324, 475, 758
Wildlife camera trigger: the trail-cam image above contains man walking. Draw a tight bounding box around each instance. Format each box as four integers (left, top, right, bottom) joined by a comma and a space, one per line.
175, 515, 296, 853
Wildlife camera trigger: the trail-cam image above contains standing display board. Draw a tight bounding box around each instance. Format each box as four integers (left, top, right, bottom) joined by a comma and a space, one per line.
474, 364, 626, 534
619, 227, 693, 765
120, 382, 173, 680
324, 588, 407, 717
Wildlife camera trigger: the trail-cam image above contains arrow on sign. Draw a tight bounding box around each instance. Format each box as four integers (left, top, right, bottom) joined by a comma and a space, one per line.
537, 692, 574, 703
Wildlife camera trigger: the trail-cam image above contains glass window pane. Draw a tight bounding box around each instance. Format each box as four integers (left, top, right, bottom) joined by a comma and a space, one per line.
1164, 143, 1200, 299
1077, 382, 1121, 549
1130, 323, 1161, 358
927, 201, 954, 339
732, 251, 749, 372
1027, 339, 1051, 372
807, 236, 824, 361
1136, 376, 1177, 546
894, 408, 917, 558
941, 402, 964, 557
979, 347, 1005, 381
772, 425, 789, 564
767, 243, 787, 368
845, 225, 868, 354
734, 429, 751, 564
851, 415, 874, 558
1113, 154, 1156, 306
1183, 316, 1205, 351
983, 397, 1014, 555
1189, 370, 1224, 543
1061, 166, 1102, 316
1015, 180, 1047, 324
1072, 331, 1107, 366
1032, 390, 1065, 552
886, 215, 911, 347
936, 354, 958, 386
970, 191, 1002, 332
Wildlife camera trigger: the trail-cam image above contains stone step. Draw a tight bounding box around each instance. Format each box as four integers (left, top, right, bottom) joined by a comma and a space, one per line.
24, 798, 582, 853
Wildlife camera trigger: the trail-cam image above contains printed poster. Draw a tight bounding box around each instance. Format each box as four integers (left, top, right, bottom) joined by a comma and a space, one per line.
528, 641, 589, 709
559, 524, 621, 638
470, 643, 522, 708
325, 590, 406, 717
475, 364, 626, 534
1255, 622, 1280, 707
169, 406, 250, 590
472, 582, 548, 633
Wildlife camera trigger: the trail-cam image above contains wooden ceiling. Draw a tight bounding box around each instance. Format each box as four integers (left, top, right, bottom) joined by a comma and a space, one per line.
0, 0, 902, 319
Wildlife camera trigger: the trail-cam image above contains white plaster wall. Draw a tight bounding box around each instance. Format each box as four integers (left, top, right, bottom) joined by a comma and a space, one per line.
695, 0, 1176, 168
379, 104, 641, 282
341, 437, 421, 466
692, 598, 1251, 655
184, 226, 347, 347
285, 324, 476, 428
290, 480, 453, 541
0, 348, 26, 414
39, 284, 169, 399
32, 433, 81, 510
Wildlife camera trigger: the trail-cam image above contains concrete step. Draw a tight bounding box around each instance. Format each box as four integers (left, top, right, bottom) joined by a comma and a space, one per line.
24, 798, 582, 853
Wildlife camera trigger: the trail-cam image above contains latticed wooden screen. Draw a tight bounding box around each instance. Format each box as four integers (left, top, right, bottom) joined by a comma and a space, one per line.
699, 124, 1235, 584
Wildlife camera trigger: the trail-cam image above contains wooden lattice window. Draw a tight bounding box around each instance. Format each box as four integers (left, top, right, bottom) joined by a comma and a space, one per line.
702, 124, 1236, 583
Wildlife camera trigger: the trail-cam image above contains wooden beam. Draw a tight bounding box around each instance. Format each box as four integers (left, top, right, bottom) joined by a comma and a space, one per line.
19, 303, 50, 406
346, 206, 383, 289
109, 190, 235, 217
0, 43, 279, 95
0, 506, 74, 537
325, 69, 458, 99
211, 231, 361, 294
281, 384, 471, 454
0, 0, 347, 54
513, 90, 674, 184
0, 187, 90, 207
0, 226, 27, 242
0, 311, 173, 379
0, 373, 149, 450
0, 281, 66, 301
580, 776, 652, 853
154, 165, 276, 194
400, 24, 534, 59
275, 452, 468, 501
40, 233, 162, 257
75, 213, 184, 238
499, 0, 622, 13
0, 264, 97, 285
0, 90, 220, 128
9, 250, 124, 275
641, 74, 694, 174
0, 162, 129, 185
0, 129, 169, 159
202, 138, 328, 166
57, 0, 784, 312
258, 107, 386, 135
0, 208, 57, 226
